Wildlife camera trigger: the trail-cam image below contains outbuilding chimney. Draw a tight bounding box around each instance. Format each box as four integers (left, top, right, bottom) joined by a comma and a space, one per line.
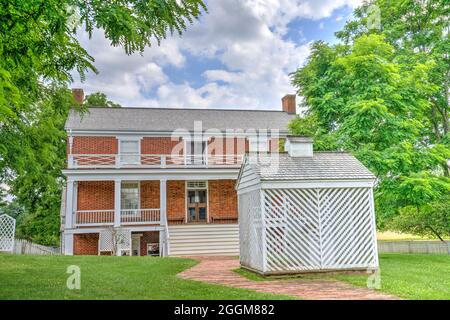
72, 88, 84, 104
285, 136, 313, 157
282, 94, 296, 114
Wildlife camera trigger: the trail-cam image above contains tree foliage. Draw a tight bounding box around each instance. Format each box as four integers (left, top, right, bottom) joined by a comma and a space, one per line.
84, 92, 122, 108
290, 0, 450, 238
0, 0, 206, 245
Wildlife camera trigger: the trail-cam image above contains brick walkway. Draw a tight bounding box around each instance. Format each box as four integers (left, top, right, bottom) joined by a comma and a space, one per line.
178, 256, 397, 300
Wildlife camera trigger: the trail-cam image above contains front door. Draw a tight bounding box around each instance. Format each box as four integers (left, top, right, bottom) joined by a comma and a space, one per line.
131, 235, 140, 256
187, 190, 207, 222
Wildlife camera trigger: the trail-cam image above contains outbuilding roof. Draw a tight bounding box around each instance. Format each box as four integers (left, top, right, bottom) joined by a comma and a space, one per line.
65, 107, 295, 132
247, 152, 376, 181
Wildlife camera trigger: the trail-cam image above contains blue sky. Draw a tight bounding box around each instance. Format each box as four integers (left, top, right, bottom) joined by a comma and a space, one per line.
74, 0, 360, 110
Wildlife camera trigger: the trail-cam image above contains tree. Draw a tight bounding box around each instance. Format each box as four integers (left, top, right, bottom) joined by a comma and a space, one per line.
390, 199, 450, 241
0, 1, 206, 245
84, 92, 121, 108
290, 1, 450, 237
336, 0, 450, 175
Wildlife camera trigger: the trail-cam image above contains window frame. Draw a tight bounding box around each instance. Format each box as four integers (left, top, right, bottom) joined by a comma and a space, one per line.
118, 137, 141, 165
249, 136, 269, 153
121, 181, 140, 211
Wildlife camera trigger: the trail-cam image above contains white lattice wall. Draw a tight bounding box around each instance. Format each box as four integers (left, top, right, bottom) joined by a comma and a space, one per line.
0, 214, 16, 252
238, 189, 264, 271
99, 228, 131, 255
239, 187, 378, 274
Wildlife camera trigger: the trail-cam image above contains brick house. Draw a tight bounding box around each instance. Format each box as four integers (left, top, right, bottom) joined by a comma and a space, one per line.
61, 89, 296, 256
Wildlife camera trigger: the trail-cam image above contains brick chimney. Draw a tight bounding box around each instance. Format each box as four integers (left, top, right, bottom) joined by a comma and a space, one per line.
72, 88, 84, 104
282, 94, 296, 114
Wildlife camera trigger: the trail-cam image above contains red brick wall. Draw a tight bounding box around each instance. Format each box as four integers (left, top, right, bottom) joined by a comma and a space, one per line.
167, 180, 185, 223
208, 137, 248, 155
74, 233, 99, 255
140, 181, 160, 209
269, 138, 282, 152
208, 180, 238, 222
139, 231, 159, 256
77, 181, 114, 210
141, 137, 183, 154
72, 136, 118, 154
68, 135, 279, 159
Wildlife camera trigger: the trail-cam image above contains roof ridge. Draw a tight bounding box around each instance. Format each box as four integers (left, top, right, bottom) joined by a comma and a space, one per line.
84, 106, 289, 112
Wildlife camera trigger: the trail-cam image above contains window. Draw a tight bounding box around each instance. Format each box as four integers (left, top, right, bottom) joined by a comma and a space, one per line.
187, 181, 207, 189
120, 140, 139, 164
186, 140, 207, 165
121, 182, 139, 210
249, 137, 268, 152
147, 243, 160, 256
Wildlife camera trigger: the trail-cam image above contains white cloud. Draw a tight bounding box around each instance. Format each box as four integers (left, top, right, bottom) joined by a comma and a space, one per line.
73, 0, 362, 109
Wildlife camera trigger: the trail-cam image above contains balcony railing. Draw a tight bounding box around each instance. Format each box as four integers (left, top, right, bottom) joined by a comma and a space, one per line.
120, 209, 160, 225
74, 209, 160, 226
68, 154, 244, 169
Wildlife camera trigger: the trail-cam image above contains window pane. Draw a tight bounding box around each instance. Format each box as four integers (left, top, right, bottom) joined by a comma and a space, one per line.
249, 137, 268, 152
121, 183, 139, 209
120, 141, 139, 153
259, 138, 268, 152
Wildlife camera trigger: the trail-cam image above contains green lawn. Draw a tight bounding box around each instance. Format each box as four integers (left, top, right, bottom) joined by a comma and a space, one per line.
0, 254, 291, 300
235, 253, 450, 300
2, 253, 449, 300
336, 253, 450, 300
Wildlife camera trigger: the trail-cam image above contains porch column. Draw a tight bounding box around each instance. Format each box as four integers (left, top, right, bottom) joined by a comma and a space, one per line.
160, 179, 168, 256
64, 233, 74, 255
65, 180, 75, 229
160, 179, 167, 225
114, 179, 121, 227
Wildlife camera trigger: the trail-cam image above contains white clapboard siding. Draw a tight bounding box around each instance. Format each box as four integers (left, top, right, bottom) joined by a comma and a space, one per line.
168, 224, 239, 256
236, 160, 260, 192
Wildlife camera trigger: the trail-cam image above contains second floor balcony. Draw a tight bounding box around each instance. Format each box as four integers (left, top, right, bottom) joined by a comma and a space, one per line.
68, 154, 244, 169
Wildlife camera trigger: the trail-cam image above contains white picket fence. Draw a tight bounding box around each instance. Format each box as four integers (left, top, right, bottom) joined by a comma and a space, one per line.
378, 240, 450, 254
12, 239, 60, 255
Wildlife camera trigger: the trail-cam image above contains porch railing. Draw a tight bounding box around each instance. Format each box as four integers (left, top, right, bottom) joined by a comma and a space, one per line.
74, 209, 160, 226
120, 209, 160, 225
75, 210, 114, 226
68, 154, 244, 169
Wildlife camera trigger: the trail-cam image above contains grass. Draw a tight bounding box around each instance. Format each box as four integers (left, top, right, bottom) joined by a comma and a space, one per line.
234, 253, 450, 300
0, 254, 292, 300
336, 253, 450, 300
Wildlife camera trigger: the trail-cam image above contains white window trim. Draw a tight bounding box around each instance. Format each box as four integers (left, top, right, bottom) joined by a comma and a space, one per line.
184, 138, 208, 165
249, 136, 268, 152
118, 137, 142, 165
185, 180, 209, 223
121, 181, 141, 211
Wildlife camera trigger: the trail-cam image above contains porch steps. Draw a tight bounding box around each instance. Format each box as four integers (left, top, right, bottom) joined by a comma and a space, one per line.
168, 224, 239, 256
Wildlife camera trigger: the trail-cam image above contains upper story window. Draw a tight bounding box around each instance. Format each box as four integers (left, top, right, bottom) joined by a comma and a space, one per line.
186, 139, 207, 165
249, 136, 268, 153
119, 139, 140, 164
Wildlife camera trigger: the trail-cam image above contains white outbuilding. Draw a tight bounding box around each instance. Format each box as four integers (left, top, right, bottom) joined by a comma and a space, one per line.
236, 136, 379, 275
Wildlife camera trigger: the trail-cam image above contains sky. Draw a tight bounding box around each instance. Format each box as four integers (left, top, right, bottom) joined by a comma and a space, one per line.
73, 0, 362, 110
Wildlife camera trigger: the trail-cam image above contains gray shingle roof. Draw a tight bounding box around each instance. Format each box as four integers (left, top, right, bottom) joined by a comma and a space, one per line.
66, 107, 295, 132
248, 152, 375, 181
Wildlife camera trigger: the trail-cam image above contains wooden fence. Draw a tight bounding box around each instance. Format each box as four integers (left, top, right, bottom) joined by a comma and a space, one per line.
12, 239, 60, 255
378, 240, 450, 254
